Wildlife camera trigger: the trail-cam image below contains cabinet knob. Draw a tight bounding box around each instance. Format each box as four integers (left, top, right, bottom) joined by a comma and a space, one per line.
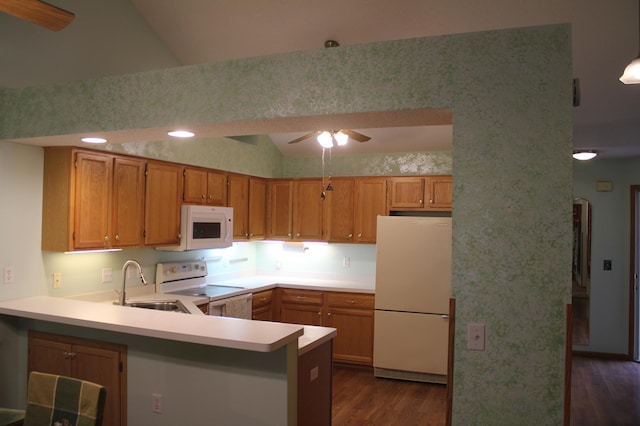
287, 233, 291, 237
429, 199, 434, 203
202, 194, 206, 199
317, 311, 322, 316
327, 312, 332, 316
115, 234, 120, 241
419, 199, 423, 204
104, 235, 109, 242
358, 233, 362, 238
348, 233, 353, 238
296, 232, 300, 237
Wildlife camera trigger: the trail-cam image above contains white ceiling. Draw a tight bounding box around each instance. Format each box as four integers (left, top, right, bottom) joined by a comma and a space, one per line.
2, 0, 639, 159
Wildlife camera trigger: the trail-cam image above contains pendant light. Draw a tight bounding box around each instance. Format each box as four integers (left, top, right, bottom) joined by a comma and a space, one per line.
620, 1, 640, 84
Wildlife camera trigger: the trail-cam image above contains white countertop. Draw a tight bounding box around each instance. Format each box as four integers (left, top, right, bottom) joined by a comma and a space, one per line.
0, 274, 369, 355
0, 296, 316, 353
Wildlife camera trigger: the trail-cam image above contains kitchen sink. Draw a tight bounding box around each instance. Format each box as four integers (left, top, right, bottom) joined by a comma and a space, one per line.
122, 300, 190, 314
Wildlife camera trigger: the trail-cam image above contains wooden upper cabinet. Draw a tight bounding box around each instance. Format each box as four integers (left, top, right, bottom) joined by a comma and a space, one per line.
354, 177, 387, 243
42, 147, 145, 251
248, 177, 267, 240
228, 173, 250, 239
72, 151, 112, 249
293, 179, 324, 241
267, 180, 294, 239
183, 167, 227, 206
111, 157, 145, 248
426, 175, 453, 210
324, 178, 355, 243
144, 161, 183, 246
388, 176, 452, 211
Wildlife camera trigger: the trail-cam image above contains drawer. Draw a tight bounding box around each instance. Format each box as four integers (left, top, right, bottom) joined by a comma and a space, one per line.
326, 292, 374, 309
252, 290, 273, 308
280, 288, 323, 305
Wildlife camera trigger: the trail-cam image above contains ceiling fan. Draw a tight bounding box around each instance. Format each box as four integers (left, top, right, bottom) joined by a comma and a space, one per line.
287, 129, 372, 147
0, 0, 75, 31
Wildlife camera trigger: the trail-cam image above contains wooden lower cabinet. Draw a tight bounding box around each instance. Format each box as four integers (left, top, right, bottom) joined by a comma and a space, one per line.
28, 331, 127, 426
274, 288, 374, 365
251, 289, 275, 320
325, 292, 375, 365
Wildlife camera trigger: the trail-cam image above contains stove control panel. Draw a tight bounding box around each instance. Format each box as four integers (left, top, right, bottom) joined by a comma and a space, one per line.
156, 260, 208, 285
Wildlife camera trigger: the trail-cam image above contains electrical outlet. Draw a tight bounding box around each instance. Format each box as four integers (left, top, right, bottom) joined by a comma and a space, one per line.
467, 323, 485, 351
3, 266, 14, 284
101, 268, 113, 283
343, 257, 351, 268
53, 272, 62, 289
152, 393, 162, 414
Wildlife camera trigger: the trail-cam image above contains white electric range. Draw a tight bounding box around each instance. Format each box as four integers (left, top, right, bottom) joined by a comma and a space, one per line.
156, 260, 252, 318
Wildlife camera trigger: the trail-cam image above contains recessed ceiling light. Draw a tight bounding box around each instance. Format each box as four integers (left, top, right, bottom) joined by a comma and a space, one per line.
168, 130, 195, 138
573, 150, 597, 161
81, 137, 107, 144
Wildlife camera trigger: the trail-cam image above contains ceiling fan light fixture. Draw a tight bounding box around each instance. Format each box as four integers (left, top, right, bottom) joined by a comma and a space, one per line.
317, 131, 333, 148
573, 150, 597, 160
334, 130, 349, 146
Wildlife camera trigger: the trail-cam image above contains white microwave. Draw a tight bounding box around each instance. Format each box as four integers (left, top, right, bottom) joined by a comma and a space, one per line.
159, 205, 234, 251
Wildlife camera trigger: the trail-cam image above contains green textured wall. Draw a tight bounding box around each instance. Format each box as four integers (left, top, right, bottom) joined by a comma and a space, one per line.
0, 25, 573, 424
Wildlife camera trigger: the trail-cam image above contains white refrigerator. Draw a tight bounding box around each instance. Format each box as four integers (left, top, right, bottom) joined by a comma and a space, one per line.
373, 215, 452, 384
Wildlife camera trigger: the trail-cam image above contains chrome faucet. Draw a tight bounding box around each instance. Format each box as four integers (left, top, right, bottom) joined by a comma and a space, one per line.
120, 260, 147, 305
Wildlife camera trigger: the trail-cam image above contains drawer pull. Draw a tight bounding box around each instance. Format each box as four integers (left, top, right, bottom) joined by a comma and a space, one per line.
260, 297, 267, 302
346, 300, 355, 304
441, 314, 449, 319
296, 296, 306, 300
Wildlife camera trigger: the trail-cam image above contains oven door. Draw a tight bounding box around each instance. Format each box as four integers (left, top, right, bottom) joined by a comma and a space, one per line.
208, 293, 252, 319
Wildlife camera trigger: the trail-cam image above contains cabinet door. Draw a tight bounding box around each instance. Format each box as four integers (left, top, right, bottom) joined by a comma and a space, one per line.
293, 179, 324, 240
268, 180, 293, 239
325, 178, 355, 243
112, 157, 145, 247
28, 334, 73, 376
183, 167, 208, 204
426, 176, 453, 210
248, 177, 267, 240
206, 171, 227, 206
281, 304, 324, 326
144, 161, 183, 246
73, 343, 125, 426
228, 174, 250, 239
389, 177, 425, 209
73, 151, 112, 249
354, 178, 387, 243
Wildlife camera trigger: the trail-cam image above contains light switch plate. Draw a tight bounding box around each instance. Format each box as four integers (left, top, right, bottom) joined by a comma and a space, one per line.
467, 323, 485, 351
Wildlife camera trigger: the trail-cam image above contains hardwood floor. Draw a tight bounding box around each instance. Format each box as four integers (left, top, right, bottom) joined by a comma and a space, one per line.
332, 365, 446, 425
571, 356, 640, 426
332, 357, 640, 425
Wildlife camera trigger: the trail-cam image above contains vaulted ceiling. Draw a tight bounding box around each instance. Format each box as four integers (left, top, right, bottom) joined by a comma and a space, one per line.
2, 0, 639, 158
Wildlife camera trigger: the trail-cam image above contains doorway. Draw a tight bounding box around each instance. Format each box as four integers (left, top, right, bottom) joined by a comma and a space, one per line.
629, 186, 640, 361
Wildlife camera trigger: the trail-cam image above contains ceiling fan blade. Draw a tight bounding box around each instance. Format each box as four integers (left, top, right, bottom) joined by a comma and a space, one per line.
341, 129, 371, 143
287, 131, 319, 144
0, 0, 75, 31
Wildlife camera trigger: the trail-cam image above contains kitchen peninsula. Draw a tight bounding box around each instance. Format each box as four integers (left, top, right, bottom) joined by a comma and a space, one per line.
0, 294, 336, 426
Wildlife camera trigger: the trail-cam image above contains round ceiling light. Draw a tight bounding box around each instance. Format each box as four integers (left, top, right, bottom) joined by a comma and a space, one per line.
168, 130, 195, 138
573, 150, 597, 161
81, 137, 107, 144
